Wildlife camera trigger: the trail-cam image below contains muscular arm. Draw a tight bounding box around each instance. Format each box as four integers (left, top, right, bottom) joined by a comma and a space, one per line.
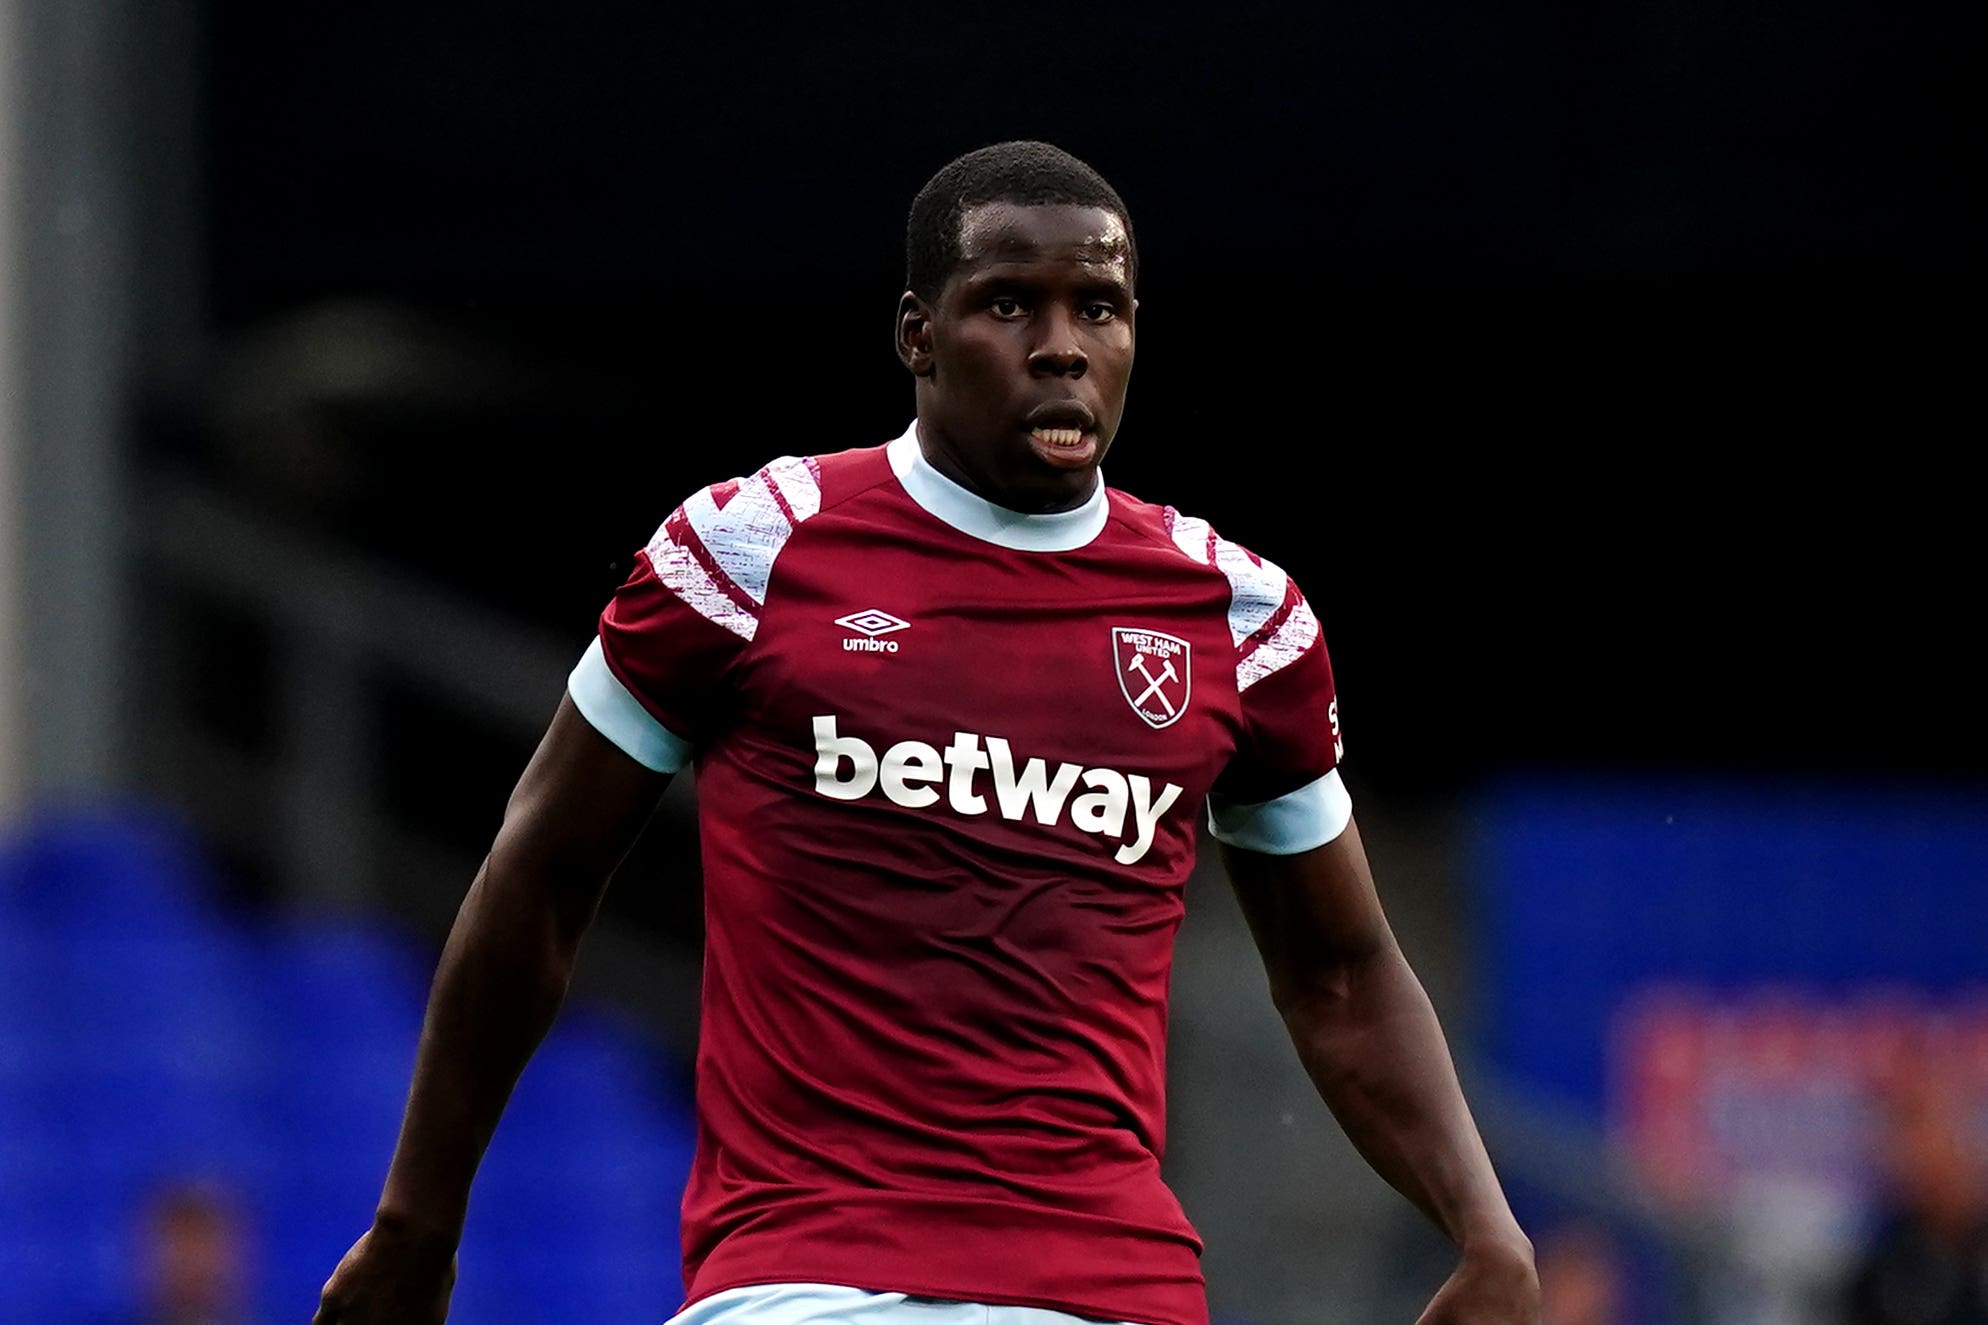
316, 695, 672, 1324
1221, 818, 1538, 1323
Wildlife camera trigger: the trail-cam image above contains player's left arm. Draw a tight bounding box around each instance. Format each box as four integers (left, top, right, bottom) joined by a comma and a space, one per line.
1221, 819, 1540, 1325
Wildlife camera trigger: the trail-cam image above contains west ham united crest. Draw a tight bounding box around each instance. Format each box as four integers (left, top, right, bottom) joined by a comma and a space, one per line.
1113, 628, 1191, 729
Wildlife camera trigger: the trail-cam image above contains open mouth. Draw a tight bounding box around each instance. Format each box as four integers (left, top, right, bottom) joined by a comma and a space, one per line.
1024, 402, 1100, 467
1029, 425, 1090, 450
1025, 424, 1099, 470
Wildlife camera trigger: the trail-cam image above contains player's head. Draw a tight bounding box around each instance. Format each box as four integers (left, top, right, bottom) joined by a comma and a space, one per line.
896, 141, 1137, 515
904, 141, 1138, 305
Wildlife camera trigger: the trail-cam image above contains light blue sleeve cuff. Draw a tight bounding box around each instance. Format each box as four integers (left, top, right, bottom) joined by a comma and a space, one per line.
566, 636, 694, 773
1206, 768, 1353, 854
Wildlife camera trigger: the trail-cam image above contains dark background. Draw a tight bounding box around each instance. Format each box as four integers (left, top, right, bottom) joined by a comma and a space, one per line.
189, 0, 1981, 799
4, 7, 1975, 1321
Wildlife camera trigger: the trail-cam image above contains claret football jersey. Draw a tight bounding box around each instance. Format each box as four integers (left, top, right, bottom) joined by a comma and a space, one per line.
568, 422, 1349, 1325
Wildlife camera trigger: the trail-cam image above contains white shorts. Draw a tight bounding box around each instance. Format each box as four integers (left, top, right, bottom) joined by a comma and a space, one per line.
668, 1283, 1137, 1325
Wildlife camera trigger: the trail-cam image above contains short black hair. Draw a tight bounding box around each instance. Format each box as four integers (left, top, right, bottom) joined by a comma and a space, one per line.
905, 140, 1136, 304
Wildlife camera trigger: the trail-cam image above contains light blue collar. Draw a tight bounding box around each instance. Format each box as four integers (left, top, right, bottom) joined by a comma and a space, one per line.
887, 421, 1107, 552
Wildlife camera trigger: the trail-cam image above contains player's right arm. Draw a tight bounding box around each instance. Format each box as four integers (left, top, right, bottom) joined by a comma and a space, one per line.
311, 694, 671, 1325
315, 460, 801, 1321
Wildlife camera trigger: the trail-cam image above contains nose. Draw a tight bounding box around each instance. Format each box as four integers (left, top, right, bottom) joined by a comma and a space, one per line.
1028, 308, 1088, 378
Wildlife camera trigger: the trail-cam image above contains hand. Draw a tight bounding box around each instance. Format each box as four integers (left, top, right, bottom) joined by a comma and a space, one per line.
1413, 1236, 1539, 1325
313, 1220, 459, 1324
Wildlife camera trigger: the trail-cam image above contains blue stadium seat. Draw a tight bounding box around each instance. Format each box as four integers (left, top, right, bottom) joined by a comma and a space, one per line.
0, 804, 215, 934
1, 806, 700, 1325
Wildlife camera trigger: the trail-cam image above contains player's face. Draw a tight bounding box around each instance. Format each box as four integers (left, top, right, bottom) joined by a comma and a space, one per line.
898, 202, 1136, 514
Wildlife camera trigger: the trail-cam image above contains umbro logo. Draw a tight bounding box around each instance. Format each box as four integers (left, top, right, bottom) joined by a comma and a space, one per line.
836, 608, 909, 653
836, 609, 910, 637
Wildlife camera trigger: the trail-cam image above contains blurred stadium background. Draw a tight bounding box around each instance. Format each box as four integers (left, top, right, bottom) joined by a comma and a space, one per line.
1, 2, 1980, 1323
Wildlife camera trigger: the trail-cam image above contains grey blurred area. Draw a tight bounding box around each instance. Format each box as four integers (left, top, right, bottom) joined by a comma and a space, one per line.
2, 2, 1979, 1324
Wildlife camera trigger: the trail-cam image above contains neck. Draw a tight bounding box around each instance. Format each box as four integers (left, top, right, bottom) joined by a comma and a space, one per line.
888, 422, 1106, 553
913, 418, 1097, 515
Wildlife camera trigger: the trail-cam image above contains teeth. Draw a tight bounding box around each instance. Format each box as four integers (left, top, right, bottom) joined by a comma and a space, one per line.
1032, 427, 1084, 447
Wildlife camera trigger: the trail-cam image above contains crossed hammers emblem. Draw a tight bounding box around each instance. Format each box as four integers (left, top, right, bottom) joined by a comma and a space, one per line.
1126, 652, 1180, 717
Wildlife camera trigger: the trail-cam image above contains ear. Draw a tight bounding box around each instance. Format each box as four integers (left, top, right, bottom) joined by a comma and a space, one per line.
896, 291, 936, 378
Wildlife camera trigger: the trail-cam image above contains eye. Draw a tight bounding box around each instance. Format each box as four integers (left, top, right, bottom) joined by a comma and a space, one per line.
989, 296, 1025, 319
1079, 302, 1118, 323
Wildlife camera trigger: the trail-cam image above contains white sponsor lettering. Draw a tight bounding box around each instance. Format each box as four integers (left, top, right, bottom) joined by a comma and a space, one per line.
843, 637, 900, 653
879, 740, 943, 807
943, 731, 991, 815
986, 737, 1083, 824
1127, 775, 1183, 864
813, 716, 880, 800
812, 717, 1184, 866
1070, 767, 1128, 836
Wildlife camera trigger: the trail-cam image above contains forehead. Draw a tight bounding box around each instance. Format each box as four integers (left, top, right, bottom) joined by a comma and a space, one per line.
954, 202, 1131, 283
